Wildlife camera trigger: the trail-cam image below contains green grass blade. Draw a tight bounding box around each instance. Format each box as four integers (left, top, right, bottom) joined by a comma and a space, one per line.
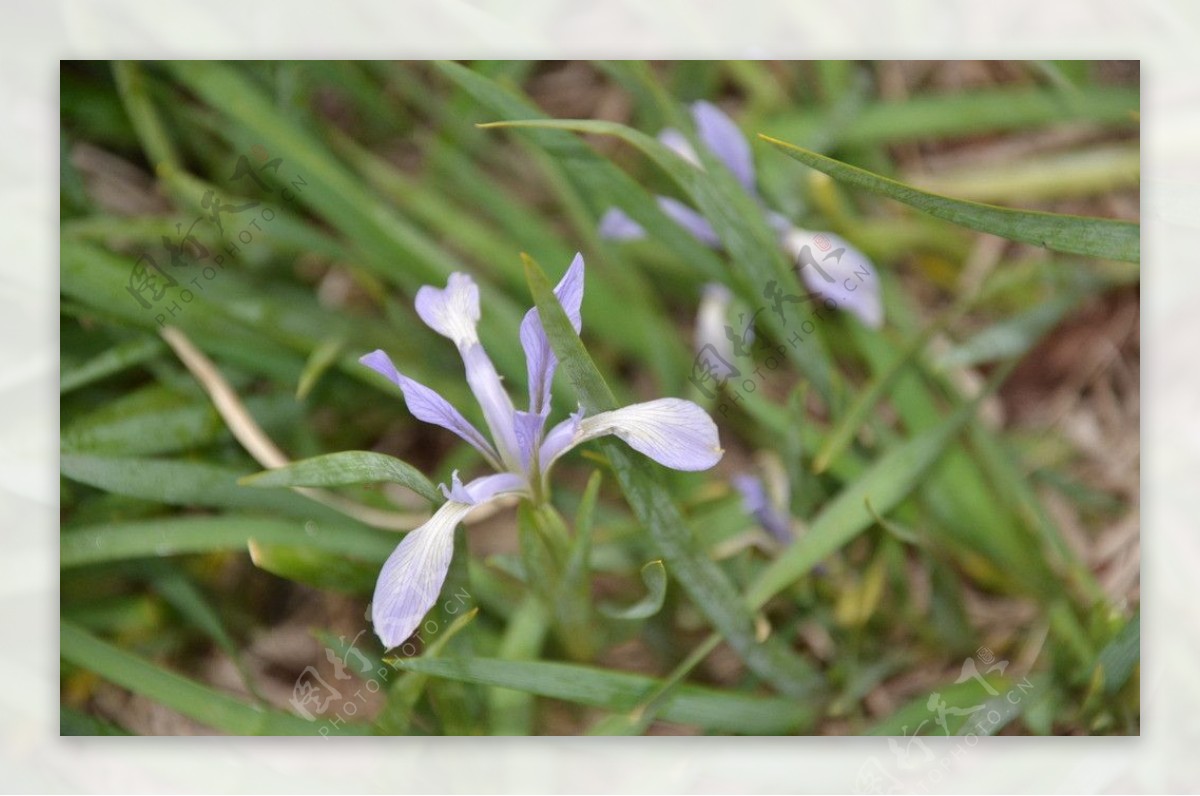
239, 451, 440, 503
599, 560, 667, 620
61, 621, 365, 735
60, 453, 351, 521
760, 135, 1139, 263
60, 336, 165, 393
394, 657, 812, 734
61, 515, 397, 568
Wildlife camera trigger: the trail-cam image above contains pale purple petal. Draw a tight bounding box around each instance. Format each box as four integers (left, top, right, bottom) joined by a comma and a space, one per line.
694, 282, 735, 370
598, 207, 647, 241
439, 470, 528, 505
658, 128, 701, 167
568, 398, 724, 472
519, 253, 585, 415
732, 473, 793, 543
783, 228, 884, 329
537, 406, 585, 476
371, 499, 471, 649
461, 343, 520, 468
360, 349, 499, 467
513, 409, 547, 473
373, 473, 527, 647
415, 272, 481, 348
692, 100, 756, 195
657, 196, 721, 248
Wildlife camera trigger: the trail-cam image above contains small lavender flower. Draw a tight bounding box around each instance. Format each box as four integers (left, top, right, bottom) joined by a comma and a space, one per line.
599, 101, 884, 329
361, 254, 723, 648
731, 472, 792, 544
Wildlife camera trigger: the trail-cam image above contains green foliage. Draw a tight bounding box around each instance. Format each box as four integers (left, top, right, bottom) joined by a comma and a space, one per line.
60, 60, 1138, 736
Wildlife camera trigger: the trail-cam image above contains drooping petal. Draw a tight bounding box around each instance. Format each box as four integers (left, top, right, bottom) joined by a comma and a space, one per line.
415, 272, 481, 348
373, 474, 527, 648
691, 100, 756, 195
359, 349, 500, 467
658, 127, 701, 167
782, 228, 884, 329
545, 398, 723, 473
461, 343, 520, 468
371, 500, 470, 649
657, 196, 721, 247
519, 253, 585, 415
598, 207, 647, 241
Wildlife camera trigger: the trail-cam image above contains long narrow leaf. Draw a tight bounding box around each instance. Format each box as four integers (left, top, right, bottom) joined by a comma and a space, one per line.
761, 136, 1139, 263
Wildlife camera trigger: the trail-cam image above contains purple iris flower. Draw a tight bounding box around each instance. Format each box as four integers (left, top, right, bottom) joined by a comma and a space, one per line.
360, 254, 724, 648
599, 101, 884, 329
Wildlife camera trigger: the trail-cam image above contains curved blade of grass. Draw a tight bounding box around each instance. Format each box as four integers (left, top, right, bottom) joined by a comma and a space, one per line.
525, 254, 818, 698
760, 135, 1139, 263
238, 451, 439, 503
61, 515, 397, 569
394, 657, 811, 734
599, 560, 667, 620
61, 621, 365, 735
247, 539, 379, 594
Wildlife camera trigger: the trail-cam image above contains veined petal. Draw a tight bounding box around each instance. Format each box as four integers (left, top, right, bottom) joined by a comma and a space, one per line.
415, 272, 481, 348
519, 254, 585, 415
782, 228, 884, 329
513, 409, 547, 474
461, 343, 520, 468
371, 499, 470, 649
372, 473, 527, 648
658, 128, 701, 167
657, 196, 721, 248
598, 207, 647, 241
359, 350, 500, 467
549, 398, 724, 473
692, 100, 756, 195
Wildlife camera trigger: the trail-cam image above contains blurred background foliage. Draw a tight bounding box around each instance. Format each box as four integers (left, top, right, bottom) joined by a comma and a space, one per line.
60, 60, 1139, 736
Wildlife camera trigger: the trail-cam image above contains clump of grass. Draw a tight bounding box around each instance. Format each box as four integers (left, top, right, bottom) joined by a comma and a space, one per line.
61, 60, 1139, 737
